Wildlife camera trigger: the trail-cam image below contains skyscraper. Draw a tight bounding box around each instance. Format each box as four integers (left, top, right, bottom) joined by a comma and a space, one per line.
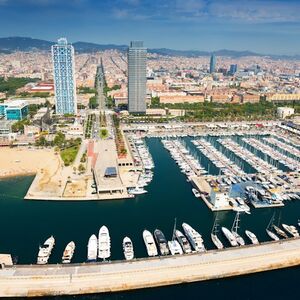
128, 41, 147, 113
209, 54, 216, 74
229, 64, 238, 75
52, 38, 77, 115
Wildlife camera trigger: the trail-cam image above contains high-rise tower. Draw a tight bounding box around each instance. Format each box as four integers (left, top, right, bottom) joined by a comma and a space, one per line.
209, 54, 216, 74
127, 41, 147, 113
52, 38, 77, 115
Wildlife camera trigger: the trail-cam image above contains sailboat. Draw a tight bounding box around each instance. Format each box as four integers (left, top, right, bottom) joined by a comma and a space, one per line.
211, 214, 224, 249
168, 218, 183, 255
231, 212, 245, 246
266, 212, 280, 241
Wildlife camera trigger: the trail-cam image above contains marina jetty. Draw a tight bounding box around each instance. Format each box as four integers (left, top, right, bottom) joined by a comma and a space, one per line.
1, 238, 300, 297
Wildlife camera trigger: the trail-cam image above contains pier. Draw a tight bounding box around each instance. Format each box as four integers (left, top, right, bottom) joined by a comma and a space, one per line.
1, 238, 300, 297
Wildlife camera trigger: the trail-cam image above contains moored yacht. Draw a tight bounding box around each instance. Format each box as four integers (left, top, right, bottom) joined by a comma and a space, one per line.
221, 227, 238, 247
175, 230, 192, 253
192, 188, 200, 198
182, 223, 205, 252
266, 229, 279, 241
123, 237, 134, 260
211, 233, 224, 249
87, 234, 98, 262
273, 225, 288, 239
168, 240, 183, 255
37, 236, 55, 265
154, 229, 170, 256
282, 224, 299, 237
245, 230, 259, 245
62, 241, 75, 264
98, 226, 111, 260
232, 231, 245, 246
143, 230, 158, 257
128, 187, 147, 195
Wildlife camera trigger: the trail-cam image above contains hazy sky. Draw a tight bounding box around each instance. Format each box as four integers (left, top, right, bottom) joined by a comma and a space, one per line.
0, 0, 300, 54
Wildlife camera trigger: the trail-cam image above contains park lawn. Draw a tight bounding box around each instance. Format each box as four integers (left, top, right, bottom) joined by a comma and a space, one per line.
60, 145, 79, 166
100, 128, 108, 139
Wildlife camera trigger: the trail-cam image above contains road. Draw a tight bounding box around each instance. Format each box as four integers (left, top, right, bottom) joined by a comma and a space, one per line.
1, 238, 300, 297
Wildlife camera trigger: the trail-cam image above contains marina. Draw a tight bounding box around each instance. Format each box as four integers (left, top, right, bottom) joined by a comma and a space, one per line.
1, 132, 300, 298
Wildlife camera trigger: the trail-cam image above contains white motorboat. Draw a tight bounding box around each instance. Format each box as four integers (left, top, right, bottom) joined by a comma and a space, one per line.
123, 237, 134, 260
87, 234, 98, 262
168, 240, 183, 255
175, 230, 192, 253
245, 230, 259, 245
182, 223, 205, 252
221, 227, 238, 247
128, 187, 147, 195
273, 225, 288, 239
192, 188, 200, 198
143, 230, 158, 257
98, 226, 111, 260
266, 229, 279, 241
62, 241, 75, 264
211, 233, 224, 249
282, 224, 299, 237
37, 236, 55, 265
232, 231, 245, 246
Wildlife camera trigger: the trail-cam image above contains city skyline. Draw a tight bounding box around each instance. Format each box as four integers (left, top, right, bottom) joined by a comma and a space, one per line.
0, 0, 299, 55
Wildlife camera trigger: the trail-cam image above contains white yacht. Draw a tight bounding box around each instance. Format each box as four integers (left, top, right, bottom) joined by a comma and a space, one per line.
128, 187, 147, 195
175, 230, 192, 254
98, 226, 111, 260
192, 188, 200, 198
143, 230, 158, 257
123, 237, 134, 260
245, 230, 259, 245
87, 234, 98, 262
221, 227, 238, 247
282, 224, 299, 237
232, 231, 245, 246
211, 233, 224, 249
37, 236, 55, 265
266, 229, 279, 241
168, 240, 183, 255
62, 241, 75, 264
182, 223, 205, 252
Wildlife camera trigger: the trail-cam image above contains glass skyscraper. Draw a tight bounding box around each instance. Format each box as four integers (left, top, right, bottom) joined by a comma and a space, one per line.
127, 41, 147, 113
209, 54, 216, 74
52, 38, 77, 115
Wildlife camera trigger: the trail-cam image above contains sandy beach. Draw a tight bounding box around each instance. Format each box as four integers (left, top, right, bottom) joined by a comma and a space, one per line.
0, 147, 60, 179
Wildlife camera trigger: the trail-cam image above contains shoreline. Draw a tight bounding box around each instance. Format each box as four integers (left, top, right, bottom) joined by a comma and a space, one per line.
0, 172, 36, 180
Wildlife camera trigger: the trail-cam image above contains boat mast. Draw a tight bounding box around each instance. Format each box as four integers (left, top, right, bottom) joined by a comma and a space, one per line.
231, 212, 240, 233
172, 218, 177, 241
267, 211, 276, 230
211, 213, 220, 235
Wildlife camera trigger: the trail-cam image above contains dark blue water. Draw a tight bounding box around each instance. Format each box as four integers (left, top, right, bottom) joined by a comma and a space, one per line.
0, 137, 300, 299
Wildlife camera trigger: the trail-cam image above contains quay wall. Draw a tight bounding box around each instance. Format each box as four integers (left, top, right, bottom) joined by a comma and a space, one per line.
1, 238, 300, 297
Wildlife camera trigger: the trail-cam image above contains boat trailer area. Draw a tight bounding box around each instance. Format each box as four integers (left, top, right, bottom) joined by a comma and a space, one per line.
1, 238, 300, 297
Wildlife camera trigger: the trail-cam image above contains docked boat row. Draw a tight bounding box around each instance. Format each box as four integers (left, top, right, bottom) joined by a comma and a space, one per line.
144, 222, 205, 257
242, 137, 300, 171
218, 138, 281, 174
263, 137, 300, 161
161, 139, 206, 180
127, 136, 155, 195
36, 216, 300, 265
192, 139, 245, 177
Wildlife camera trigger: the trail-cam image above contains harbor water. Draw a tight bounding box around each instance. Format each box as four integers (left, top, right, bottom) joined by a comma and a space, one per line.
1, 137, 300, 299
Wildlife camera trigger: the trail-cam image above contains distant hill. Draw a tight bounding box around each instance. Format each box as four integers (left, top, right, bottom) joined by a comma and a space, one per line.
0, 36, 298, 59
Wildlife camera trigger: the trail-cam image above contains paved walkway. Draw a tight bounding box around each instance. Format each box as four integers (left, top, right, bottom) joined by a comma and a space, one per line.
1, 238, 300, 297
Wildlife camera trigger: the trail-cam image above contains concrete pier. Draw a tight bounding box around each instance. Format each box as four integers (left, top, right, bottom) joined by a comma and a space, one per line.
1, 238, 300, 297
